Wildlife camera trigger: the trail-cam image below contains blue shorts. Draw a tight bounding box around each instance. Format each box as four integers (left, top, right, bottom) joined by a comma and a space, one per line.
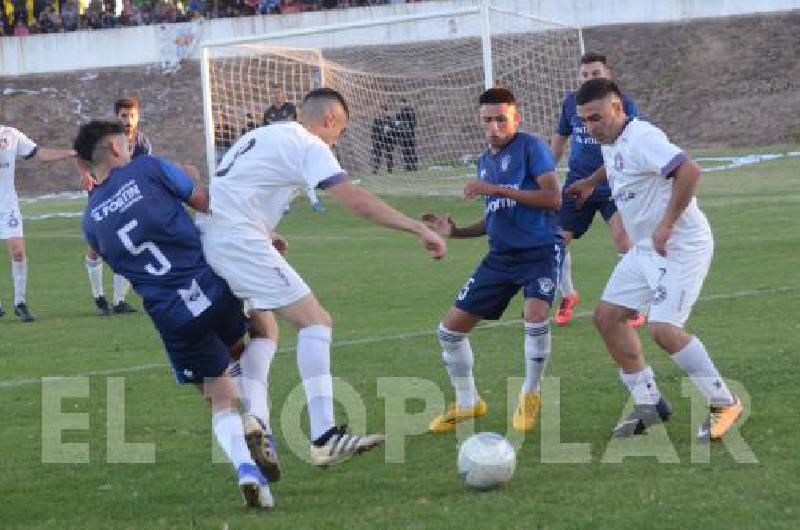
156, 288, 247, 384
560, 191, 617, 239
454, 245, 562, 320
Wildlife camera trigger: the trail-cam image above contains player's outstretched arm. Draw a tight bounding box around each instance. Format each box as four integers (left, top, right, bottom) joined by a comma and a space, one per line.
34, 148, 77, 162
653, 158, 702, 256
420, 212, 485, 239
328, 180, 446, 260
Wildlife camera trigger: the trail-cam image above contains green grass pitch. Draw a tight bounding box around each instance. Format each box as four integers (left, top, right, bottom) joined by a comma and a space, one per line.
0, 146, 798, 529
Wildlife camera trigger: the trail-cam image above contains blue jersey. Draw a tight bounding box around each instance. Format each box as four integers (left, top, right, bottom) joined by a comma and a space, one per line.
556, 91, 639, 195
478, 133, 559, 253
82, 156, 229, 330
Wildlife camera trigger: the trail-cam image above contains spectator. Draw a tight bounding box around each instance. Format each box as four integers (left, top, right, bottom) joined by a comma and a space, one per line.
13, 20, 29, 35
37, 4, 55, 32
262, 83, 297, 124
395, 97, 418, 171
100, 5, 117, 28
60, 0, 79, 30
371, 103, 395, 173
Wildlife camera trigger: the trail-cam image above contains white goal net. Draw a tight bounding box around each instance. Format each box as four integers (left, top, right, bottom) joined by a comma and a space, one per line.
201, 4, 582, 195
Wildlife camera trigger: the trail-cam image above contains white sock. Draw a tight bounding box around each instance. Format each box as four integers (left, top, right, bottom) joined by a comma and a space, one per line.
559, 248, 575, 297
85, 256, 104, 299
522, 320, 551, 393
619, 366, 662, 406
212, 408, 256, 469
12, 259, 26, 305
297, 325, 334, 442
672, 336, 735, 406
238, 338, 277, 434
437, 323, 478, 408
112, 274, 130, 305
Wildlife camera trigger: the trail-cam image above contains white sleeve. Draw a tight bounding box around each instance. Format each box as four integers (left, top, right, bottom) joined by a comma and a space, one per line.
638, 126, 687, 178
300, 140, 345, 189
12, 128, 38, 159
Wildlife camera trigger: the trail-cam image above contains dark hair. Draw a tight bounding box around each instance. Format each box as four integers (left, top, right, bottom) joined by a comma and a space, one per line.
303, 88, 349, 118
114, 97, 139, 115
580, 52, 607, 66
479, 87, 516, 106
74, 120, 124, 161
575, 78, 623, 106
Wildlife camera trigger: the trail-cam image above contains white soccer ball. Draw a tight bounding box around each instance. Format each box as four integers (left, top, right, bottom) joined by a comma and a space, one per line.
457, 432, 516, 490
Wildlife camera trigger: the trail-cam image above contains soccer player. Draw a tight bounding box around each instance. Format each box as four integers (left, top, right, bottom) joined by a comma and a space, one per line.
75, 120, 275, 508
422, 87, 561, 433
202, 87, 446, 466
0, 123, 76, 321
566, 79, 743, 440
83, 97, 153, 316
551, 52, 644, 327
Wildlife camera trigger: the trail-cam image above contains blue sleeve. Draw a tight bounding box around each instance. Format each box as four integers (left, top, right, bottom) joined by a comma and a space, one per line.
155, 159, 194, 200
527, 138, 556, 179
623, 94, 640, 119
555, 95, 572, 136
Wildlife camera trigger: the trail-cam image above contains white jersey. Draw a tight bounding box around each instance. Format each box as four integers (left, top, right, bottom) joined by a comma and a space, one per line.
0, 126, 38, 209
209, 122, 344, 232
602, 118, 712, 253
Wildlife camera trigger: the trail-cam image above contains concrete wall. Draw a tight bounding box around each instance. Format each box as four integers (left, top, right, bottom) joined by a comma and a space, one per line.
1, 0, 799, 76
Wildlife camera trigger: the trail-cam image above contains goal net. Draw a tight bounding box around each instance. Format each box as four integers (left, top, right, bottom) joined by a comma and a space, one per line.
201, 4, 582, 196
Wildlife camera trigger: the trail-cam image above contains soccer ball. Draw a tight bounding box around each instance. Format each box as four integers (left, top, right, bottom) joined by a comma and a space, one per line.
457, 432, 516, 490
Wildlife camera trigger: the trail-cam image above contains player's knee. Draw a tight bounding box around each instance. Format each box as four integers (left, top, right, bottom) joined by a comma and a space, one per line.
11, 250, 25, 262
593, 303, 619, 334
648, 322, 688, 353
87, 248, 99, 260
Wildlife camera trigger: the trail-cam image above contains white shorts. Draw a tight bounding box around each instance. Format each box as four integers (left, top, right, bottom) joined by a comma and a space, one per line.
0, 204, 24, 239
200, 221, 310, 310
601, 245, 713, 327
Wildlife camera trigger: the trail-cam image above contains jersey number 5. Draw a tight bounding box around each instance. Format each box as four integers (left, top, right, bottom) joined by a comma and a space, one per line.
117, 219, 172, 276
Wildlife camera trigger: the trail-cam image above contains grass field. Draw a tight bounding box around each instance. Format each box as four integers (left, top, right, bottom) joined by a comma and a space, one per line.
1, 146, 799, 529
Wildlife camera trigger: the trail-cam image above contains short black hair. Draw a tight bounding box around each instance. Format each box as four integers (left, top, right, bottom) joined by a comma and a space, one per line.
114, 97, 139, 115
74, 120, 124, 162
479, 87, 516, 106
575, 78, 623, 106
303, 88, 349, 118
580, 52, 607, 66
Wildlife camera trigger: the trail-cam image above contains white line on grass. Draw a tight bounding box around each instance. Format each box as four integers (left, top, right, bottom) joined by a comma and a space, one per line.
0, 286, 795, 390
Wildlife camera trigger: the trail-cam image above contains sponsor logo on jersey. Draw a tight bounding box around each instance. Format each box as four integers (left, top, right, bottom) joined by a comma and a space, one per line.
613, 190, 636, 203
90, 179, 143, 222
480, 168, 487, 179
0, 137, 8, 150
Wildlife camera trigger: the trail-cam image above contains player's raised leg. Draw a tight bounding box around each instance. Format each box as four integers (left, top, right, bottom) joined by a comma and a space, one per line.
555, 231, 579, 326
428, 307, 486, 433
276, 293, 385, 466
595, 300, 671, 437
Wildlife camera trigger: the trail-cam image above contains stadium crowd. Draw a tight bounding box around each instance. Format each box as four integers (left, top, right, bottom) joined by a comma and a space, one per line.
0, 0, 421, 36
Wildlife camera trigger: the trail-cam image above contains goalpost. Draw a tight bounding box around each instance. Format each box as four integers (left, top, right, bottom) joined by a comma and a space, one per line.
201, 1, 583, 196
